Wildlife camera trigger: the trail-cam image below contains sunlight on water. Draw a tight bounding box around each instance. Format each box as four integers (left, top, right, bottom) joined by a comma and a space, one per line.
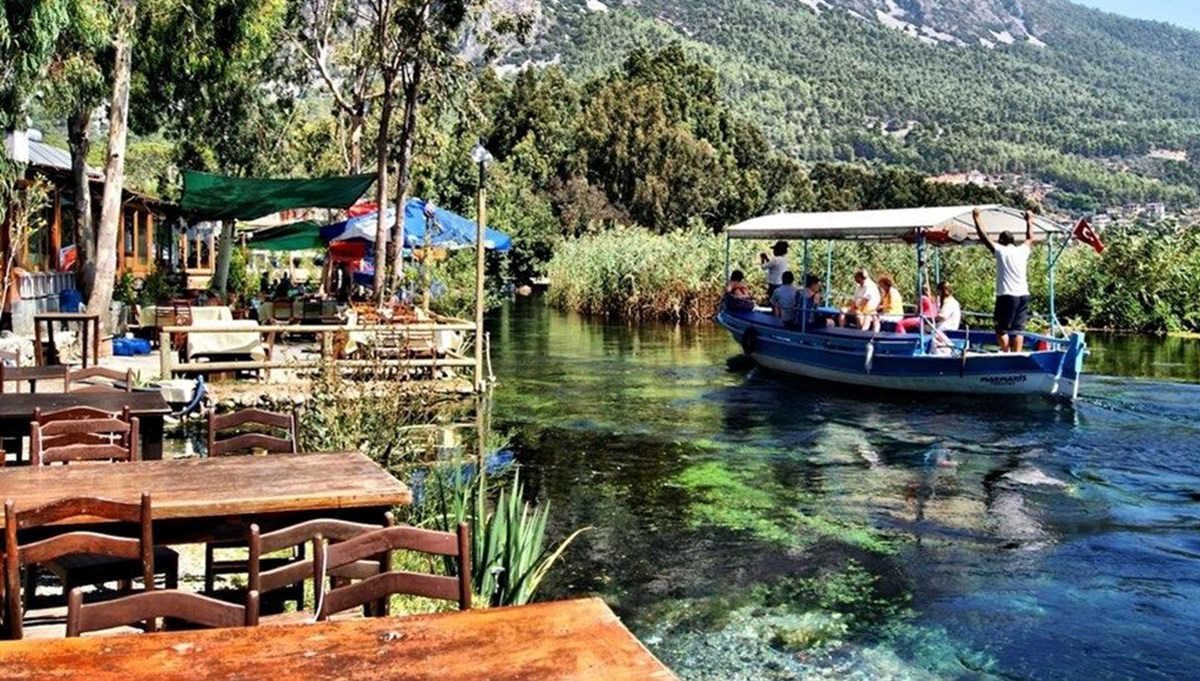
489, 299, 1200, 680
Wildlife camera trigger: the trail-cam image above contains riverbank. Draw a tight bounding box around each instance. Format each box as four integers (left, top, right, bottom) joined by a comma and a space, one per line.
543, 223, 1200, 333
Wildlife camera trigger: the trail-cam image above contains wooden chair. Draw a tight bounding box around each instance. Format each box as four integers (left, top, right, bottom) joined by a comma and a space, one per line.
206, 408, 299, 458
30, 406, 138, 465
242, 514, 395, 617
203, 408, 299, 592
65, 366, 134, 393
3, 494, 170, 639
270, 299, 295, 325
67, 588, 259, 636
153, 301, 192, 353
314, 522, 471, 620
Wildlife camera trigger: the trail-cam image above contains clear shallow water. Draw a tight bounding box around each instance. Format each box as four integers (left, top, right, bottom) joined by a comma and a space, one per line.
488, 298, 1200, 680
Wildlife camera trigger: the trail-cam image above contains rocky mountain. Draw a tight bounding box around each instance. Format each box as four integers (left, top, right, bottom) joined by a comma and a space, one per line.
507, 0, 1200, 207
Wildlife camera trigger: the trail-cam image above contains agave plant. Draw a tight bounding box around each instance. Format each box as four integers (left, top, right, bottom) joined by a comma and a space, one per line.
423, 462, 587, 607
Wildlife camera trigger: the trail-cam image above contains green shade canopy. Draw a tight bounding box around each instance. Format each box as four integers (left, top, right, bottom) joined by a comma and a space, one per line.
181, 170, 376, 221
245, 220, 323, 251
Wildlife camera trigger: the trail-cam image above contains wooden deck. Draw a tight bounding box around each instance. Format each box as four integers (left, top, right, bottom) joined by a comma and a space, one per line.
0, 598, 677, 680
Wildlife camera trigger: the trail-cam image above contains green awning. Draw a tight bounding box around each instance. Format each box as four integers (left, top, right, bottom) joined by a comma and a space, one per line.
181, 170, 376, 221
246, 220, 323, 251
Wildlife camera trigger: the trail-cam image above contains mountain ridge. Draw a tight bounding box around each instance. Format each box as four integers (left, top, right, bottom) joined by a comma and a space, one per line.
509, 0, 1200, 207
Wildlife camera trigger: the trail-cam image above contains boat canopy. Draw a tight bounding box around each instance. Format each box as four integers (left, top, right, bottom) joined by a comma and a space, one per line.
725, 205, 1069, 245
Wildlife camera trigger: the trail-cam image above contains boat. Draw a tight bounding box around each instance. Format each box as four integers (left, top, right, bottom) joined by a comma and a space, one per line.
715, 205, 1088, 399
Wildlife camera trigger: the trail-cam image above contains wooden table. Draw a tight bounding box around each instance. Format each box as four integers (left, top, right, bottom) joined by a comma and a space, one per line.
0, 451, 411, 544
0, 597, 676, 680
33, 312, 101, 367
0, 392, 170, 461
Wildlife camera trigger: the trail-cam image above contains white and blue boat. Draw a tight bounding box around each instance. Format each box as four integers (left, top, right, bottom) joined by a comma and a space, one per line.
716, 205, 1088, 399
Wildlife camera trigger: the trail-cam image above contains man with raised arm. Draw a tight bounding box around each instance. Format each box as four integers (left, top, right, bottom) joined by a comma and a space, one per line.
973, 207, 1034, 352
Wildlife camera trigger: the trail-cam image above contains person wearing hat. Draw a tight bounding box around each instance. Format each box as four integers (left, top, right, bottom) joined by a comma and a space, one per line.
760, 241, 790, 297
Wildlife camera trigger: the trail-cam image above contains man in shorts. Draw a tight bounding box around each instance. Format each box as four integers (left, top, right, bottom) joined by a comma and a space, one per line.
973, 207, 1033, 352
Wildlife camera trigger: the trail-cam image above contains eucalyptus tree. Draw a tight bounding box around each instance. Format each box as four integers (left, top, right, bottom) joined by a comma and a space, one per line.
285, 0, 380, 174
86, 0, 136, 318
128, 0, 291, 297
41, 0, 111, 297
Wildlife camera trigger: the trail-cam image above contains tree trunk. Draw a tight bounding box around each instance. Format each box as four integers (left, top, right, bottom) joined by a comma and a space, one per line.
212, 219, 235, 295
372, 73, 396, 302
68, 107, 96, 298
348, 108, 364, 174
86, 0, 136, 321
387, 59, 423, 293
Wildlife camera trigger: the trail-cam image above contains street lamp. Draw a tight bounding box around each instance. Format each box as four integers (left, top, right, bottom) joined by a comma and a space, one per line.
470, 140, 493, 391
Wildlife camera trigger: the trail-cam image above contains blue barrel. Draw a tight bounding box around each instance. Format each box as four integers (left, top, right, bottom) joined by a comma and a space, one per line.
59, 288, 83, 313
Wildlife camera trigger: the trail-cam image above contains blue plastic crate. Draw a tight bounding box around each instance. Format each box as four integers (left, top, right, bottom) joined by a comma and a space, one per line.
113, 337, 151, 356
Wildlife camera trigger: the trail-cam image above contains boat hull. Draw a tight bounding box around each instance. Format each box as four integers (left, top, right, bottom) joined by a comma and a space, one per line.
717, 311, 1084, 399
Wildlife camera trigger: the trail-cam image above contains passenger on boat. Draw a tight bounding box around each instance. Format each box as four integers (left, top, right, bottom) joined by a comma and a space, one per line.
873, 275, 904, 332
973, 207, 1033, 352
798, 274, 828, 328
725, 270, 756, 313
770, 271, 799, 322
760, 241, 790, 297
929, 281, 962, 354
897, 283, 938, 333
837, 269, 880, 330
936, 281, 961, 331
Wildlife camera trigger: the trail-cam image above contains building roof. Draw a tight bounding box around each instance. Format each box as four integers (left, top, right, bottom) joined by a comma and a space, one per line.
23, 139, 102, 178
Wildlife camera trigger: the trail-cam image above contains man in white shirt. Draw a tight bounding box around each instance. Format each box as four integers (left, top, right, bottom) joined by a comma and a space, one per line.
837, 268, 881, 330
973, 207, 1033, 352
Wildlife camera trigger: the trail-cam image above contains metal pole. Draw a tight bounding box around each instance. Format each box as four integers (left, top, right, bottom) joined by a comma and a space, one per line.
802, 240, 810, 279
723, 235, 731, 282
824, 241, 833, 297
474, 161, 486, 392
916, 232, 926, 354
1047, 234, 1057, 336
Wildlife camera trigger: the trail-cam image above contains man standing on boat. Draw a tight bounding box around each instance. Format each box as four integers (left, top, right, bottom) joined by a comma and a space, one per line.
973, 207, 1033, 353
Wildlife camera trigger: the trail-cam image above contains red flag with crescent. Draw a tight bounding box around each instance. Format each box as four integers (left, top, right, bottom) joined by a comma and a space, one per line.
1073, 218, 1105, 254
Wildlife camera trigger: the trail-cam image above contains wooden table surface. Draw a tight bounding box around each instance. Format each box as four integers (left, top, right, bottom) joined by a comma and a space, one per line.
0, 451, 411, 543
0, 597, 677, 680
0, 391, 171, 460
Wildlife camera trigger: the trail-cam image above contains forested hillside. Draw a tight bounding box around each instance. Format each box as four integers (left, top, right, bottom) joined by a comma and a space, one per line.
510, 0, 1200, 207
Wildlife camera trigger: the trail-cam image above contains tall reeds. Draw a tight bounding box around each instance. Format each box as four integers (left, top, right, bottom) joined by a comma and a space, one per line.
545, 228, 761, 322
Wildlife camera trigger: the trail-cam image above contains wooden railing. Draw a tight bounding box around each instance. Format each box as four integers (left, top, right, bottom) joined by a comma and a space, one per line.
158, 322, 482, 384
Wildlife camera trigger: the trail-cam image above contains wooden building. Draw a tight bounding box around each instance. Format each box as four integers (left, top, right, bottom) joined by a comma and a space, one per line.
3, 135, 178, 279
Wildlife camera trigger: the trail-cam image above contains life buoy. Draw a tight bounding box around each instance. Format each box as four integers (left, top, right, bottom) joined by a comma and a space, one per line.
741, 327, 758, 355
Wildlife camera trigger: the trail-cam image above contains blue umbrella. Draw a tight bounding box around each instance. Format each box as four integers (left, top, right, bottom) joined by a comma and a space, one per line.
321, 199, 512, 252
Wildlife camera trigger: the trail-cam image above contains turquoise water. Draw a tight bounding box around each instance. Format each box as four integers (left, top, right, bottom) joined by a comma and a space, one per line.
488, 298, 1200, 680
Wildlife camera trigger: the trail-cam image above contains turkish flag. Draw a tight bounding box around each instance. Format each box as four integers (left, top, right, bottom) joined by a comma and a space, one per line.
1073, 218, 1105, 254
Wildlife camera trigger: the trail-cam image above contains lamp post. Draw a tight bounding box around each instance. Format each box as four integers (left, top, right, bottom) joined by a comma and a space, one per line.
470, 140, 493, 391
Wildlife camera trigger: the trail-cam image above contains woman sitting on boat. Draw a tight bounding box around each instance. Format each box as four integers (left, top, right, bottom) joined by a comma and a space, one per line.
897, 283, 938, 333
724, 270, 755, 313
873, 275, 904, 332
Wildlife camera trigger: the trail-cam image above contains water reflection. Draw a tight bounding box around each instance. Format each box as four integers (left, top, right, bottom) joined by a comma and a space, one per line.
489, 298, 1200, 680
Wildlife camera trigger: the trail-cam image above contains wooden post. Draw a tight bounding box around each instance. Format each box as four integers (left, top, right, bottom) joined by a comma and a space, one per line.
474, 165, 486, 392
117, 210, 126, 274
50, 191, 62, 270
159, 330, 171, 379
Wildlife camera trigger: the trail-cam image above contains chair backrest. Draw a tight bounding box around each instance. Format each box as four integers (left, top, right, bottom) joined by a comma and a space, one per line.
270, 299, 294, 323
66, 366, 134, 393
314, 522, 471, 620
247, 514, 394, 602
4, 494, 155, 639
207, 408, 298, 457
67, 588, 259, 636
31, 406, 138, 465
